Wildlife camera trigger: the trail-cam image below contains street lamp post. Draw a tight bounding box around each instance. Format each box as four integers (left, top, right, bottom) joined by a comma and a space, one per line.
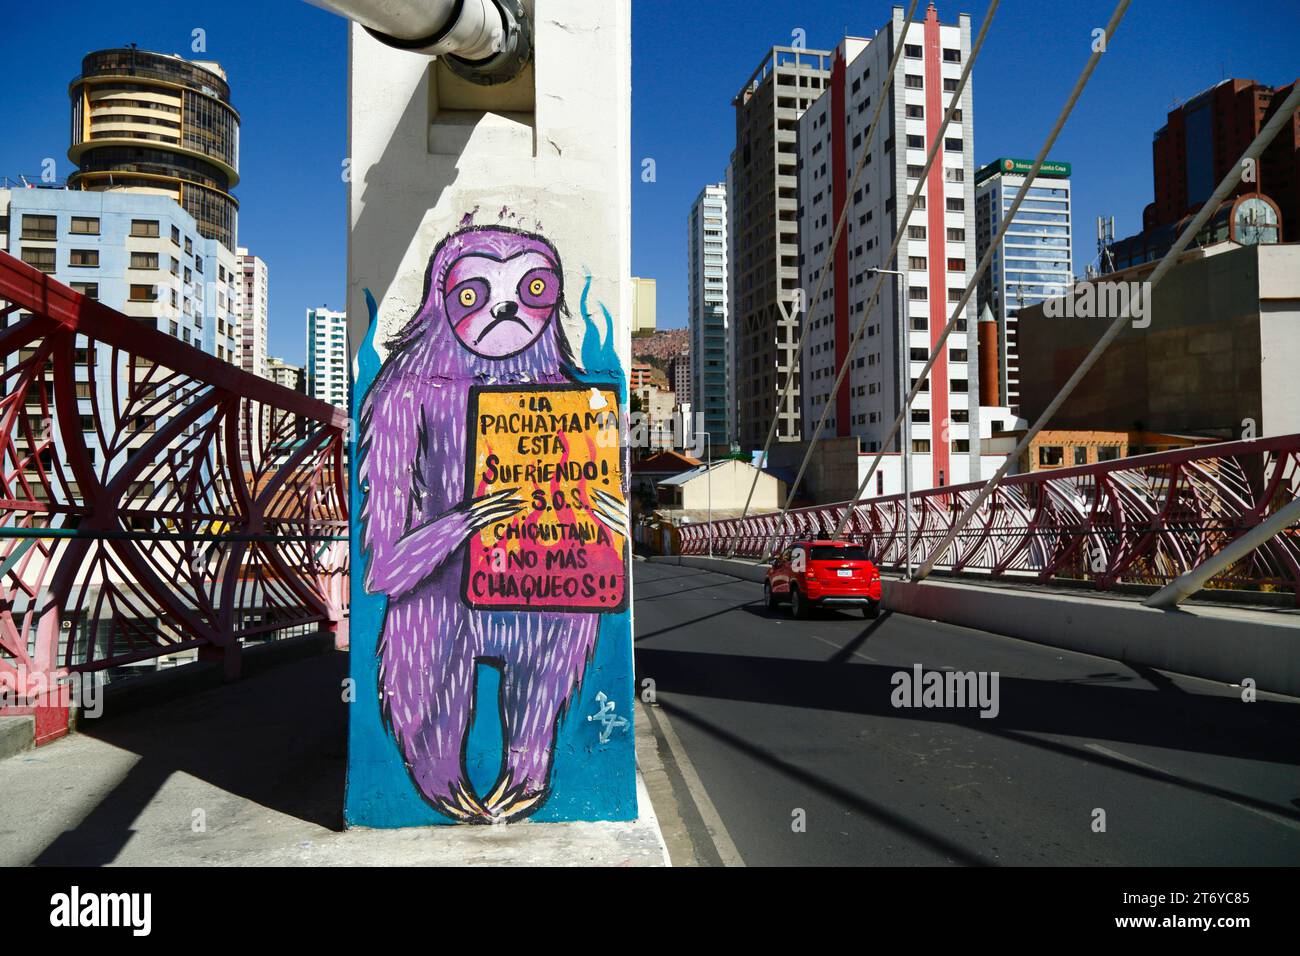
869, 267, 912, 579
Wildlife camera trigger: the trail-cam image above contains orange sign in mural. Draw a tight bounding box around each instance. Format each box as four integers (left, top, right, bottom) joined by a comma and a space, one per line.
462, 384, 627, 612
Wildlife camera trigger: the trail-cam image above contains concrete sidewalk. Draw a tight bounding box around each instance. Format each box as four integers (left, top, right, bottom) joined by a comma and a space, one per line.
0, 651, 668, 866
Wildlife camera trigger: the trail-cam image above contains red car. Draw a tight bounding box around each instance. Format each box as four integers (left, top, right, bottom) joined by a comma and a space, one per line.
764, 540, 882, 619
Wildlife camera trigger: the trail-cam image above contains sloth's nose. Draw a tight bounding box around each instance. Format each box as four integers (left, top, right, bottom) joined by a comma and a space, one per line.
492, 301, 519, 318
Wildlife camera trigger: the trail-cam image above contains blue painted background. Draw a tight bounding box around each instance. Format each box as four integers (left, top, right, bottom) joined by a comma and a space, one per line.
344, 282, 637, 827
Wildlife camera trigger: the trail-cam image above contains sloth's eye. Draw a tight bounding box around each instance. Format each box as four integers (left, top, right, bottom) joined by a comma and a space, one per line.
529, 278, 546, 297
459, 288, 478, 308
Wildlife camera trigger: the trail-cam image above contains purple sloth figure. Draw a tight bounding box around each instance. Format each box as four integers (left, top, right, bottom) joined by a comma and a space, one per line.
359, 225, 616, 823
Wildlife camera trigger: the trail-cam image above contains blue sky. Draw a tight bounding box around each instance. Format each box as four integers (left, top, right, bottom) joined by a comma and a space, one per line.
1, 1, 1296, 358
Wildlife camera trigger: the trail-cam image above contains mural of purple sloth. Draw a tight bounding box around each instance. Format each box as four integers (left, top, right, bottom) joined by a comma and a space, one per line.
357, 225, 625, 823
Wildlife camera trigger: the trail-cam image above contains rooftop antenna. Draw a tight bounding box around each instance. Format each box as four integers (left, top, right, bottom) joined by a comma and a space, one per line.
1096, 216, 1116, 273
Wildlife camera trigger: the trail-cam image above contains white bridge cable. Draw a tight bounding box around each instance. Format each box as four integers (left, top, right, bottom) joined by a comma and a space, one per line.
911, 76, 1300, 580
777, 0, 1000, 530
830, 0, 1133, 543
733, 0, 921, 538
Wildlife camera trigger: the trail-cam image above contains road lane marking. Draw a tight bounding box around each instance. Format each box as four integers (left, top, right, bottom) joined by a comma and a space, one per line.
641, 701, 746, 867
808, 632, 877, 662
1084, 742, 1300, 834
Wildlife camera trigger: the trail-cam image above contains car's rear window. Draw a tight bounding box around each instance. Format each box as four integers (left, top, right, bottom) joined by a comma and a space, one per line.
811, 546, 869, 561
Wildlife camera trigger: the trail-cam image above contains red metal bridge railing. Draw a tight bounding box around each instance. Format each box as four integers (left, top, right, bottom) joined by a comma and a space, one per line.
679, 436, 1300, 603
0, 251, 349, 744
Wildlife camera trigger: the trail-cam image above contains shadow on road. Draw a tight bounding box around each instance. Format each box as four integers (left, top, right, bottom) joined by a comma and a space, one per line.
634, 643, 1300, 828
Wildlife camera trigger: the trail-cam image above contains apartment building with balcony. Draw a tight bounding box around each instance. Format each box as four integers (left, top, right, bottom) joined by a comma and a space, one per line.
794, 5, 1000, 491
687, 181, 732, 446
0, 187, 239, 480
306, 306, 348, 410
730, 44, 832, 448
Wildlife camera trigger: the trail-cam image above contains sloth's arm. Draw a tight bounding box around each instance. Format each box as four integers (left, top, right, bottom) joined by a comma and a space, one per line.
359, 387, 521, 598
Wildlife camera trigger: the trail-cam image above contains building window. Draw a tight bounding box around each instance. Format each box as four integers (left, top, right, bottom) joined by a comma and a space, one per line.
130, 252, 159, 270
20, 215, 56, 240
69, 249, 99, 268
948, 258, 966, 271
946, 197, 965, 212
908, 225, 926, 240
131, 219, 161, 238
906, 134, 925, 149
943, 48, 962, 63
905, 44, 922, 58
905, 74, 924, 89
20, 247, 57, 273
1038, 446, 1065, 467
909, 255, 927, 270
947, 228, 965, 241
908, 286, 928, 300
953, 439, 970, 452
906, 104, 924, 119
1098, 445, 1121, 462
912, 439, 931, 453
943, 77, 959, 92
70, 282, 99, 299
129, 284, 158, 302
70, 216, 100, 235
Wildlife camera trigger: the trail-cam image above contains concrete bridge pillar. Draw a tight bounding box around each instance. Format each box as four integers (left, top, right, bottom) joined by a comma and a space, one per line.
342, 0, 636, 826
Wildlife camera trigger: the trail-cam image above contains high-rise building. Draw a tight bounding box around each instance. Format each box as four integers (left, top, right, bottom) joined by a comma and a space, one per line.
267, 356, 303, 392
306, 307, 348, 410
1, 187, 240, 474
669, 351, 692, 404
68, 48, 241, 250
266, 356, 306, 441
687, 182, 732, 446
236, 248, 269, 379
975, 158, 1073, 411
731, 44, 832, 448
234, 248, 269, 457
1107, 77, 1299, 271
1148, 77, 1299, 240
795, 5, 996, 490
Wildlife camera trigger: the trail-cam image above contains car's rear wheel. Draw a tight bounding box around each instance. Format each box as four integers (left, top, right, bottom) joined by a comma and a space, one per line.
863, 600, 880, 620
790, 587, 809, 619
764, 580, 779, 611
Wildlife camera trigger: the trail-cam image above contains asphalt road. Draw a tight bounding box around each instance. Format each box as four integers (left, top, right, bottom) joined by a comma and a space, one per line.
633, 560, 1300, 866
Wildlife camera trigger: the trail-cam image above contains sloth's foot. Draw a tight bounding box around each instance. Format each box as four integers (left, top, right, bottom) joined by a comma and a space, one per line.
483, 773, 547, 823
430, 779, 493, 823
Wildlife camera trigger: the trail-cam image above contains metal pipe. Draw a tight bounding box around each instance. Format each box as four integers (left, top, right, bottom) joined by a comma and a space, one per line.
1144, 496, 1300, 609
304, 0, 531, 84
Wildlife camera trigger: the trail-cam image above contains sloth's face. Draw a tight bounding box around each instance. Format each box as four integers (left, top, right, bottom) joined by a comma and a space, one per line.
443, 250, 561, 359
